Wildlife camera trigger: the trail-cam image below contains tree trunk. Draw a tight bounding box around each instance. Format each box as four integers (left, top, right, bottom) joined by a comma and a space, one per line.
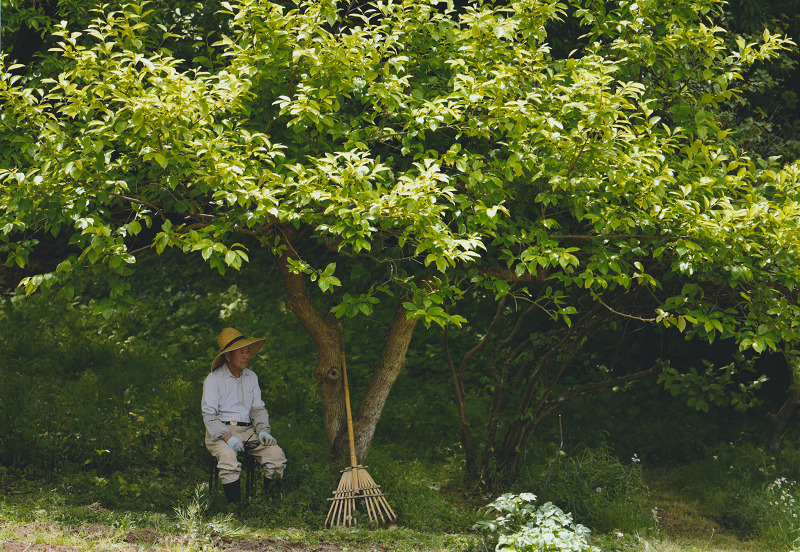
332, 301, 419, 463
274, 225, 418, 464
765, 387, 800, 450
444, 326, 478, 477
765, 355, 800, 451
482, 301, 538, 477
498, 306, 605, 482
445, 294, 519, 479
274, 230, 345, 449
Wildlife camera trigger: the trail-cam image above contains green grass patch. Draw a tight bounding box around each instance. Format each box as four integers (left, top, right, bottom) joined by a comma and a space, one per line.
0, 476, 479, 552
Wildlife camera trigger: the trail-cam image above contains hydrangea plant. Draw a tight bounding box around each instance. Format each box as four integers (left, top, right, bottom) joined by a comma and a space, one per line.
473, 493, 599, 552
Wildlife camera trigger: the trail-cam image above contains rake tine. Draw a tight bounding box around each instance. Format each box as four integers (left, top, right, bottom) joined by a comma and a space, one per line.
360, 468, 389, 525
326, 465, 396, 527
326, 468, 354, 527
324, 487, 339, 527
355, 468, 379, 524
349, 467, 359, 524
344, 468, 357, 526
346, 478, 355, 525
359, 467, 396, 523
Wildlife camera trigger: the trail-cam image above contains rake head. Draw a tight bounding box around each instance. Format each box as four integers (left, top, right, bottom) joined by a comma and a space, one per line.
325, 465, 396, 528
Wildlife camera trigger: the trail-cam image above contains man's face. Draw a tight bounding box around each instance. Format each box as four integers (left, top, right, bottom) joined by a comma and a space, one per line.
226, 346, 251, 375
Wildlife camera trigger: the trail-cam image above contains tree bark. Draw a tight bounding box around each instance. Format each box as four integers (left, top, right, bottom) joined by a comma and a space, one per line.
498, 305, 607, 481
274, 224, 419, 464
444, 325, 478, 477
332, 300, 419, 463
764, 387, 799, 451
499, 339, 581, 482
765, 354, 800, 451
274, 227, 345, 449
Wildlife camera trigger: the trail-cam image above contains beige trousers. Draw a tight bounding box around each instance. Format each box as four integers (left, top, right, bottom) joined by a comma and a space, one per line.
205, 426, 287, 485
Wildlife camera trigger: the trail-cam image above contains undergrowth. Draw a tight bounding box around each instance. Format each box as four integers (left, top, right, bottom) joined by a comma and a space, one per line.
0, 251, 797, 550
667, 439, 800, 550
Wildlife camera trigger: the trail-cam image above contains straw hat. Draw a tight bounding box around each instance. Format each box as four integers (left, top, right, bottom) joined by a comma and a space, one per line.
210, 327, 266, 371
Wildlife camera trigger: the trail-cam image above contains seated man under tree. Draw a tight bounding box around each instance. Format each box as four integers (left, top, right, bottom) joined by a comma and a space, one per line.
202, 327, 287, 503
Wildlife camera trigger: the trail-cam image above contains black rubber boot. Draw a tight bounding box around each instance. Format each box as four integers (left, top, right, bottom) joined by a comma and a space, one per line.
223, 480, 241, 503
263, 477, 281, 496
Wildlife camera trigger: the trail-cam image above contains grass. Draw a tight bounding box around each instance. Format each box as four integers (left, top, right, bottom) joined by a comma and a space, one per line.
0, 484, 476, 551
0, 464, 790, 552
0, 473, 479, 552
621, 467, 774, 552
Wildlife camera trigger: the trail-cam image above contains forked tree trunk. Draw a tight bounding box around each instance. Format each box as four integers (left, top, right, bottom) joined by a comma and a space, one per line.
444, 325, 478, 478
332, 302, 419, 463
497, 307, 604, 481
274, 226, 418, 463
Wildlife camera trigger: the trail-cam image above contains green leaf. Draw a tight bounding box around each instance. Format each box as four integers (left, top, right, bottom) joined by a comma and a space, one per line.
132, 110, 144, 127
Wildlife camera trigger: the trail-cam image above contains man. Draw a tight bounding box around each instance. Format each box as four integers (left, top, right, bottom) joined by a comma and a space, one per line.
202, 327, 287, 503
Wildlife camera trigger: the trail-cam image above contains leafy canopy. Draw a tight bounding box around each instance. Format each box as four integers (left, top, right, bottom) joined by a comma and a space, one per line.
1, 0, 799, 356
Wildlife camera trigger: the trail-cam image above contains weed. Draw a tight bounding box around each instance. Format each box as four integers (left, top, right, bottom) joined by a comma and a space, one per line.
762, 477, 799, 551
530, 444, 654, 534
668, 440, 800, 548
112, 511, 144, 533
175, 484, 248, 549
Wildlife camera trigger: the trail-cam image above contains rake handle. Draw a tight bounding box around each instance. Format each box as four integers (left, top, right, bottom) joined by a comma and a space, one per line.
341, 351, 358, 470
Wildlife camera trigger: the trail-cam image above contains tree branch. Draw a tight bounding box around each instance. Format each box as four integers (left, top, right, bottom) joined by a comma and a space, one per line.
100, 189, 167, 222
537, 362, 663, 419
593, 292, 658, 322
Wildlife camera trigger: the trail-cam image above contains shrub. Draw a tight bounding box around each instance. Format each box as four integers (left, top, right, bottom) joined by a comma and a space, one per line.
362, 449, 479, 532
473, 493, 599, 552
533, 445, 653, 534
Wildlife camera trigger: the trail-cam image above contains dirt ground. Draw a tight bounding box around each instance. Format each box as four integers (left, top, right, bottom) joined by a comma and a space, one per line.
1, 521, 396, 552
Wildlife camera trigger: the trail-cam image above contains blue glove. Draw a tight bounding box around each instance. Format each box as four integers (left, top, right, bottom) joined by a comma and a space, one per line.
226, 435, 245, 453
258, 431, 277, 446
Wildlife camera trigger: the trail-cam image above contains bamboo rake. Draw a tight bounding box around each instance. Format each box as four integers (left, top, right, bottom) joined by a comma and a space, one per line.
325, 353, 396, 528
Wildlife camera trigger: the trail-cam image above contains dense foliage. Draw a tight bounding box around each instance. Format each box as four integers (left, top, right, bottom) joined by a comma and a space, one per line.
1, 0, 800, 490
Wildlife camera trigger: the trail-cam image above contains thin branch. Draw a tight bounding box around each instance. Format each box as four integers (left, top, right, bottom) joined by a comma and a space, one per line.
593, 292, 657, 322
128, 245, 153, 255
566, 133, 591, 179
231, 222, 276, 237
537, 362, 663, 419
179, 181, 203, 215
101, 190, 167, 222
547, 233, 687, 241
461, 293, 510, 382
363, 130, 413, 143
